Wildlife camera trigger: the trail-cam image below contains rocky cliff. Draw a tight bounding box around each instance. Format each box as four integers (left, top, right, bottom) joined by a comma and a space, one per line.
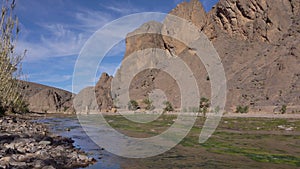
19, 81, 74, 114
95, 0, 299, 113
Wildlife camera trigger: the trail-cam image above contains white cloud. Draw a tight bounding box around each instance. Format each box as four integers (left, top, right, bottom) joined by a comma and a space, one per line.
27, 72, 72, 83
74, 9, 113, 32
18, 8, 116, 62
100, 1, 144, 15
104, 5, 142, 15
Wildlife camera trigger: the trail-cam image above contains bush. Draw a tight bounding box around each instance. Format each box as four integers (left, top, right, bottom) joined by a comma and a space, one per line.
143, 98, 154, 110
235, 105, 249, 114
280, 105, 287, 114
0, 0, 26, 114
128, 100, 139, 111
163, 101, 174, 112
199, 97, 210, 116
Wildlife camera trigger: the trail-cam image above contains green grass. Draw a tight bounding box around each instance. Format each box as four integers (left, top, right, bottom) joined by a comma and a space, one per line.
103, 115, 300, 167
201, 132, 300, 167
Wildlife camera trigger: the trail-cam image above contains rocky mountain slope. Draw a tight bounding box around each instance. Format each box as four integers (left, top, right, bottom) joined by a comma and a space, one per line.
94, 0, 299, 113
19, 81, 74, 113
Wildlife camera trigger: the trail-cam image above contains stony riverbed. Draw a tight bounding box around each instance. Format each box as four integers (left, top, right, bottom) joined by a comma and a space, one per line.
0, 115, 96, 169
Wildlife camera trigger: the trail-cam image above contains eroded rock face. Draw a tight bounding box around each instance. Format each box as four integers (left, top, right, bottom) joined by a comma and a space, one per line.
204, 0, 300, 111
19, 81, 74, 114
207, 0, 299, 42
95, 73, 114, 112
94, 0, 300, 112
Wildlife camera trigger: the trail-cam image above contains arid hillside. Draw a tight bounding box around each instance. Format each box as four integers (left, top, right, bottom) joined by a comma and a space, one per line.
19, 81, 74, 113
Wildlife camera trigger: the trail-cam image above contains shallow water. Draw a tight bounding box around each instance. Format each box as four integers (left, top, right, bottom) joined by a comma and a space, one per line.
36, 115, 121, 169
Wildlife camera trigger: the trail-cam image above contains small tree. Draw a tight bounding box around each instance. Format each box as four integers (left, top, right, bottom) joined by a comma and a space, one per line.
143, 98, 154, 110
236, 105, 249, 114
199, 97, 210, 117
128, 100, 139, 111
0, 0, 27, 114
280, 105, 287, 114
163, 101, 174, 113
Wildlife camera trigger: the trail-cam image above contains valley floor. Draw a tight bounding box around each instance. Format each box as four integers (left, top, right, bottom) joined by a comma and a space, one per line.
102, 114, 300, 169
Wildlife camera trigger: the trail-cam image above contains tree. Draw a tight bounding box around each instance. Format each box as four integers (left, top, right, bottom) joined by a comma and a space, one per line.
0, 0, 26, 114
163, 101, 174, 113
128, 100, 139, 111
235, 105, 249, 114
199, 97, 210, 117
280, 105, 287, 114
143, 98, 154, 110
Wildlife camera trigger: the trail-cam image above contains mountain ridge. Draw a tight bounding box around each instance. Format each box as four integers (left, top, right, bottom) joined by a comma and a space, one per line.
19, 80, 74, 114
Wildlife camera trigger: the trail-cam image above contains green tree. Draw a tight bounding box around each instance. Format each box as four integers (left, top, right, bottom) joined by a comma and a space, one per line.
199, 97, 210, 117
0, 0, 27, 114
235, 105, 249, 114
143, 98, 154, 110
280, 105, 287, 114
163, 101, 174, 113
128, 100, 139, 111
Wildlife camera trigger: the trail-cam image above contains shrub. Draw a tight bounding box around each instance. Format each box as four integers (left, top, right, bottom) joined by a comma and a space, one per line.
128, 100, 139, 111
163, 101, 174, 113
143, 98, 154, 110
236, 105, 249, 114
0, 0, 27, 114
280, 105, 287, 114
199, 97, 210, 116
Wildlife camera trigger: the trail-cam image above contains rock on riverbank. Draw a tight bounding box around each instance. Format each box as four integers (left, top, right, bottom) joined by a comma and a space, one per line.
0, 115, 96, 169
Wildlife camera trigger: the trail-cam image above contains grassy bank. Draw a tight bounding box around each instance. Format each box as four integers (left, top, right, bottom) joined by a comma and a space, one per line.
104, 115, 300, 168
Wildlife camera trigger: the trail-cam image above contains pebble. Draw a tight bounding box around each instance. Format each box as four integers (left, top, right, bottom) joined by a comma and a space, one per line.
4, 143, 15, 149
55, 145, 65, 151
39, 140, 51, 146
79, 154, 89, 161
0, 116, 96, 169
42, 165, 56, 169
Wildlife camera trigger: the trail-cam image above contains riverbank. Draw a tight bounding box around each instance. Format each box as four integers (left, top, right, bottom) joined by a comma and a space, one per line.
98, 111, 300, 119
0, 114, 96, 169
104, 114, 300, 168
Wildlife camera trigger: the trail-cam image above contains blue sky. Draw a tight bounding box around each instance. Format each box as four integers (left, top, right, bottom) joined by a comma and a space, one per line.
15, 0, 219, 92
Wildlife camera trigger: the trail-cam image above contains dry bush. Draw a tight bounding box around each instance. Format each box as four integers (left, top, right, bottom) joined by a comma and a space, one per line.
0, 0, 27, 114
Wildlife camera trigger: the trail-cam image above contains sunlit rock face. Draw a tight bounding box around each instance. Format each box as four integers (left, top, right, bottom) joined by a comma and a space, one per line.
94, 0, 300, 113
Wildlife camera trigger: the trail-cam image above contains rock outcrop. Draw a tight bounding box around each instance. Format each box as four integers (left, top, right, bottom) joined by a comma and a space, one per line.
95, 73, 114, 112
19, 81, 74, 114
205, 0, 300, 112
94, 0, 300, 113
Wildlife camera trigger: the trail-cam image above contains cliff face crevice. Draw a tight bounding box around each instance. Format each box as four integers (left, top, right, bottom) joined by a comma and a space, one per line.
208, 0, 297, 43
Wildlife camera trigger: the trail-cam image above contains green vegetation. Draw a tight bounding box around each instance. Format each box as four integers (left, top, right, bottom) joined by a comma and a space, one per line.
199, 97, 210, 116
105, 115, 300, 167
0, 0, 27, 114
163, 101, 174, 112
201, 135, 300, 167
143, 98, 154, 110
236, 105, 249, 114
280, 105, 287, 114
128, 100, 139, 111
